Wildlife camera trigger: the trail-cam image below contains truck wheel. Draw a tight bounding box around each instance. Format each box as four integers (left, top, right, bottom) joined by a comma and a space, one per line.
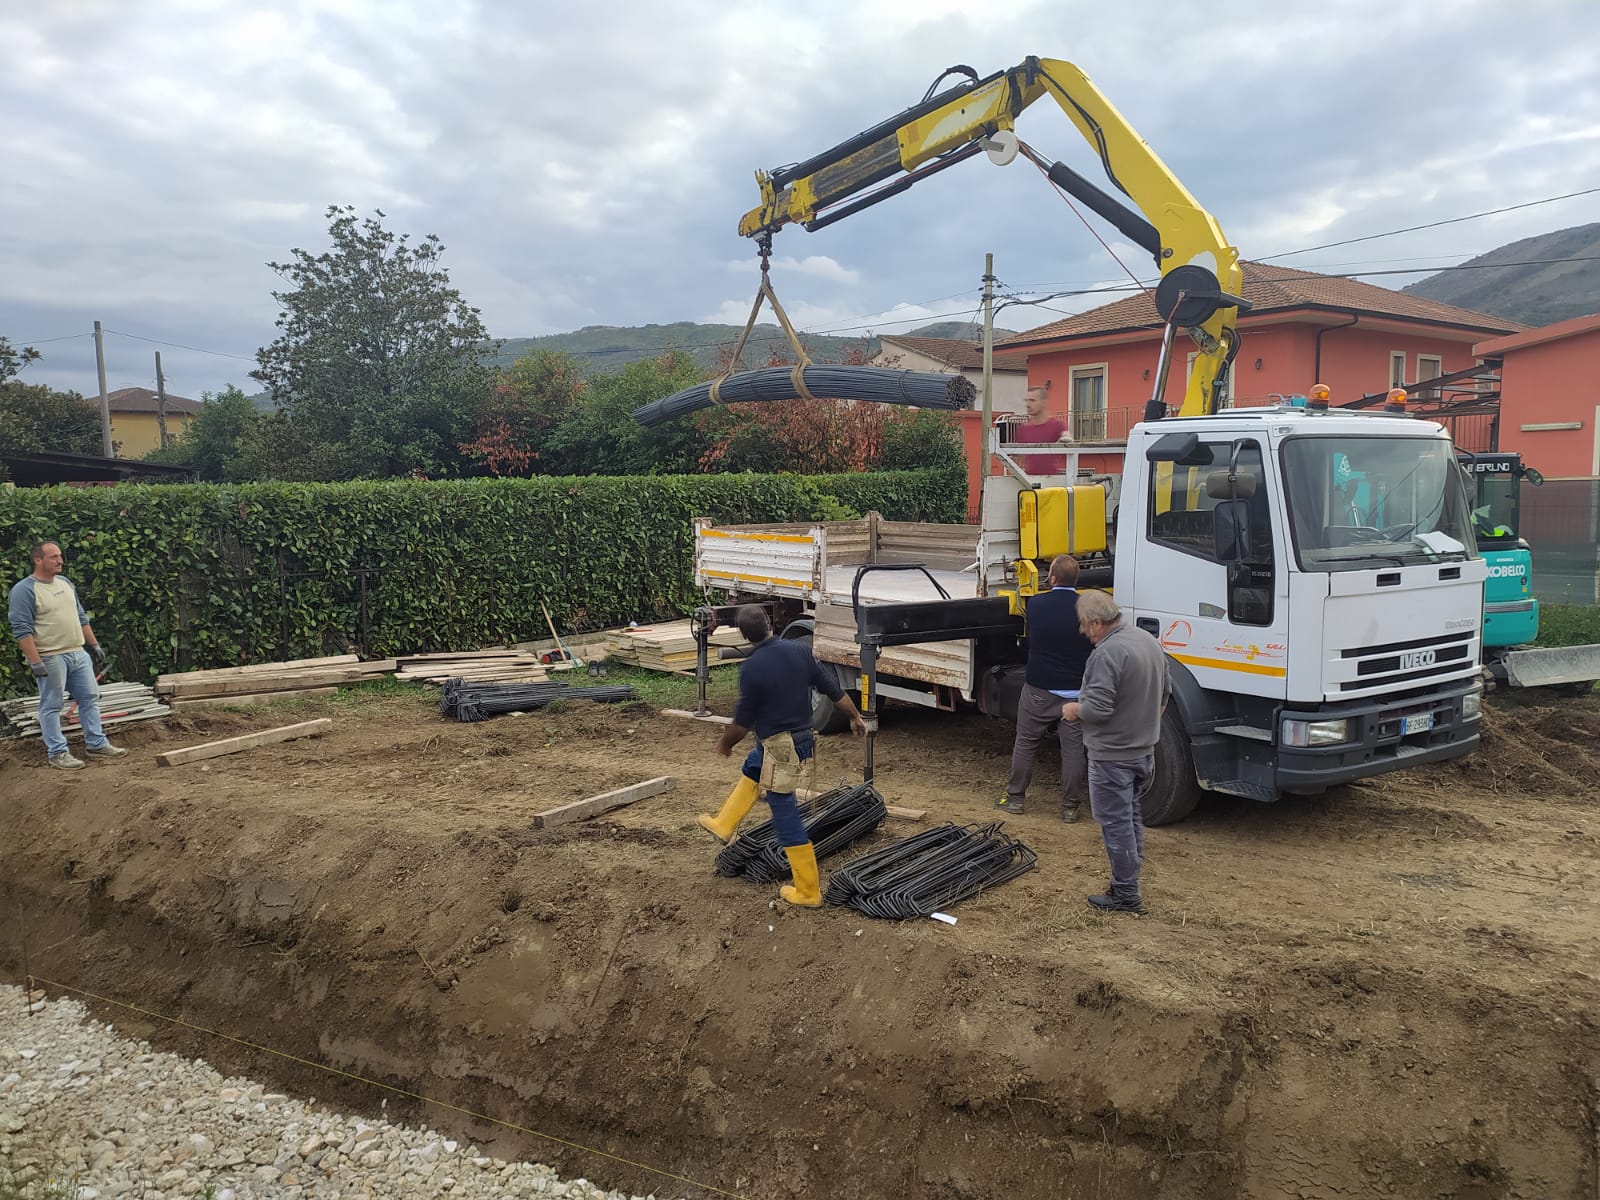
1139, 708, 1204, 827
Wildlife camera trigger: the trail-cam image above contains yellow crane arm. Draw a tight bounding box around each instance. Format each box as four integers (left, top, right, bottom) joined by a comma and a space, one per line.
738, 56, 1246, 417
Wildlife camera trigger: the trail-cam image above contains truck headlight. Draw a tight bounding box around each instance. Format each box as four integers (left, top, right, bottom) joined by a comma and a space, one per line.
1281, 718, 1351, 748
1462, 687, 1482, 721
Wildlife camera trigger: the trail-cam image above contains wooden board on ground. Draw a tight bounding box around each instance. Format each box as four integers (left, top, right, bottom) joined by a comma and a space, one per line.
155, 655, 359, 687
661, 709, 734, 725
531, 776, 676, 829
156, 719, 333, 767
171, 687, 339, 709
161, 663, 396, 699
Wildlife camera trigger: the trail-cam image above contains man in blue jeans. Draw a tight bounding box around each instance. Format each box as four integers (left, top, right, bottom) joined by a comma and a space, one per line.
9, 541, 128, 770
698, 605, 866, 907
1060, 590, 1169, 914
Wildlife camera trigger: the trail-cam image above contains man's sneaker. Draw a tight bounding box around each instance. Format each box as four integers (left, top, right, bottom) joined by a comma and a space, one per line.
48, 752, 87, 770
994, 797, 1025, 816
1060, 804, 1082, 824
1087, 892, 1145, 915
84, 744, 128, 760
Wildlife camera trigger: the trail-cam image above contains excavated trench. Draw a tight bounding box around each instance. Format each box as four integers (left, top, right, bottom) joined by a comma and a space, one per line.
2, 696, 1597, 1199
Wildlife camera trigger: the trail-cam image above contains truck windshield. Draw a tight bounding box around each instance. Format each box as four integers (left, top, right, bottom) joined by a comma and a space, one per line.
1280, 435, 1475, 572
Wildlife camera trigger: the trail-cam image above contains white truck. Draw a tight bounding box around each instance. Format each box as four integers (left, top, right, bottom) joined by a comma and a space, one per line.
673, 55, 1488, 823
693, 403, 1487, 825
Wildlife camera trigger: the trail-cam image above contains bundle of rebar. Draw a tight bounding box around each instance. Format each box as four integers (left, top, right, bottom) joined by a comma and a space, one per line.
823, 821, 1038, 919
632, 367, 977, 427
441, 678, 638, 722
714, 782, 888, 882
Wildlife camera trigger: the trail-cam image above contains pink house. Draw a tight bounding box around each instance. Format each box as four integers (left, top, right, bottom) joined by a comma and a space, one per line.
1474, 312, 1600, 479
996, 261, 1521, 444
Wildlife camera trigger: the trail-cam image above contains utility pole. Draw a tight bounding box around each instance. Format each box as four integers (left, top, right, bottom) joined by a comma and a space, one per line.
979, 253, 996, 523
93, 320, 112, 457
154, 351, 169, 448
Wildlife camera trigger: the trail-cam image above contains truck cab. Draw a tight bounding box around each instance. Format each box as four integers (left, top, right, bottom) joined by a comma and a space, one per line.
1119, 406, 1487, 821
1456, 451, 1540, 651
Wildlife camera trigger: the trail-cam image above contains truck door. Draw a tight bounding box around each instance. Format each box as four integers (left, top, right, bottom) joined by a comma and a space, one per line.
1129, 436, 1290, 699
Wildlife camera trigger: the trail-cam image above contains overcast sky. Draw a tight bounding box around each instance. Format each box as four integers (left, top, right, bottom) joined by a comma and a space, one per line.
4, 0, 1598, 402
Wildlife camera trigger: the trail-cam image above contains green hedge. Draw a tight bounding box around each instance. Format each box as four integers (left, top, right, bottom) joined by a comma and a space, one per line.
0, 467, 964, 696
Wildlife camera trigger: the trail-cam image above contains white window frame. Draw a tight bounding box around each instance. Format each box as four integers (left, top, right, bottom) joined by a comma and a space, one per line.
1389, 351, 1408, 389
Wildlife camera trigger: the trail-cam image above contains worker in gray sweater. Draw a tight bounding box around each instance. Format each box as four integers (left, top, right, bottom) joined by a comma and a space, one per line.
1060, 589, 1170, 914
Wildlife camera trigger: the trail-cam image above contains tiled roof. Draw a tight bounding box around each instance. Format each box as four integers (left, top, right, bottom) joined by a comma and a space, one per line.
999, 261, 1527, 347
106, 387, 203, 415
877, 335, 1029, 372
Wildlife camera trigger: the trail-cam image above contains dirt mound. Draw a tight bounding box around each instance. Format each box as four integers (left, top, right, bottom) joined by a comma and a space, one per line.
3, 691, 1598, 1199
1407, 695, 1600, 800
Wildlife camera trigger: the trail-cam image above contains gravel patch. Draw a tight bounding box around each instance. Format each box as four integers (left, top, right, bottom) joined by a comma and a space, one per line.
0, 985, 678, 1200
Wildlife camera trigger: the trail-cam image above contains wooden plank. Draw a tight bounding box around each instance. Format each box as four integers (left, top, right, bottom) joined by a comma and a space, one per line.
156, 655, 358, 686
156, 719, 333, 767
393, 649, 527, 662
162, 663, 395, 698
531, 776, 676, 829
661, 709, 734, 725
171, 687, 339, 709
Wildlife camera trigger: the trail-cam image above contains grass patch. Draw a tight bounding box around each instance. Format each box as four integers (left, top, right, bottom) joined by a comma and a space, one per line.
1535, 604, 1600, 647
599, 663, 741, 712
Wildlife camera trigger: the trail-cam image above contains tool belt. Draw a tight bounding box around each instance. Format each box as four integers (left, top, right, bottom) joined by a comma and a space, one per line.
758, 730, 812, 795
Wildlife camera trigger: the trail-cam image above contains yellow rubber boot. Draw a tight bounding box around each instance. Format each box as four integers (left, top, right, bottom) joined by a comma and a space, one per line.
697, 776, 760, 844
779, 843, 823, 908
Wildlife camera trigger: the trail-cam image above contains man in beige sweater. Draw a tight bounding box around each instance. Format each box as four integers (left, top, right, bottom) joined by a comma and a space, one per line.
9, 541, 128, 770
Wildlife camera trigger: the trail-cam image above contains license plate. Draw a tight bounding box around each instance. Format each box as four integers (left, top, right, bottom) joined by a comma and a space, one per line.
1403, 712, 1433, 735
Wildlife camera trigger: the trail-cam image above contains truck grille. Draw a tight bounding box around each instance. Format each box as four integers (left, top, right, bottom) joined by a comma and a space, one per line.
1335, 631, 1478, 694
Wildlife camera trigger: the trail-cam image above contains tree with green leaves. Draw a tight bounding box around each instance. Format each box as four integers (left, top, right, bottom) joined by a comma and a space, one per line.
546, 351, 709, 475
459, 348, 586, 476
251, 206, 498, 480
0, 338, 103, 457
141, 386, 266, 481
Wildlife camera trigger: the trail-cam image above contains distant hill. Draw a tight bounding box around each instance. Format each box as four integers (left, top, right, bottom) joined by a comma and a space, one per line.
1402, 223, 1600, 327
489, 320, 1015, 375
244, 321, 1017, 408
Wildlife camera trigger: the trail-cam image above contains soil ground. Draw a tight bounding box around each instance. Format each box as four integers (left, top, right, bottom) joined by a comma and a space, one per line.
2, 678, 1598, 1200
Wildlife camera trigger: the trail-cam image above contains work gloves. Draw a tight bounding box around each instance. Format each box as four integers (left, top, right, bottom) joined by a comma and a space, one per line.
88, 644, 107, 669
30, 661, 49, 680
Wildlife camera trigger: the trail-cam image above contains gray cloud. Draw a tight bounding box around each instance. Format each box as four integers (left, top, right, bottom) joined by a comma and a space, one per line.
3, 0, 1598, 403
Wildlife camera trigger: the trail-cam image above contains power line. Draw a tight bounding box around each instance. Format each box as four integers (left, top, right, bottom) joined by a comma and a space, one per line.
10, 331, 93, 346
1256, 187, 1600, 261
102, 327, 257, 362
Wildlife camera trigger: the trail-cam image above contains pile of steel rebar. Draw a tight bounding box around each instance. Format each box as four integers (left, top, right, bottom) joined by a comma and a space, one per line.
714, 782, 888, 883
632, 367, 977, 427
440, 678, 638, 722
823, 821, 1038, 919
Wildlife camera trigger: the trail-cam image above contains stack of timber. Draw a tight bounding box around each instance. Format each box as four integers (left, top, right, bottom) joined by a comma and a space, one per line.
155, 654, 396, 709
605, 621, 746, 674
1, 681, 170, 738
393, 649, 549, 686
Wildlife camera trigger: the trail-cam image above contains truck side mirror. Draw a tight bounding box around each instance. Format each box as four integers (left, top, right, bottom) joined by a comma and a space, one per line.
1522, 466, 1544, 486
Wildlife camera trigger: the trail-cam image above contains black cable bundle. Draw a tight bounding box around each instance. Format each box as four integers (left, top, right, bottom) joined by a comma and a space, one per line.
632, 367, 977, 427
714, 782, 888, 882
823, 821, 1037, 919
440, 678, 638, 722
